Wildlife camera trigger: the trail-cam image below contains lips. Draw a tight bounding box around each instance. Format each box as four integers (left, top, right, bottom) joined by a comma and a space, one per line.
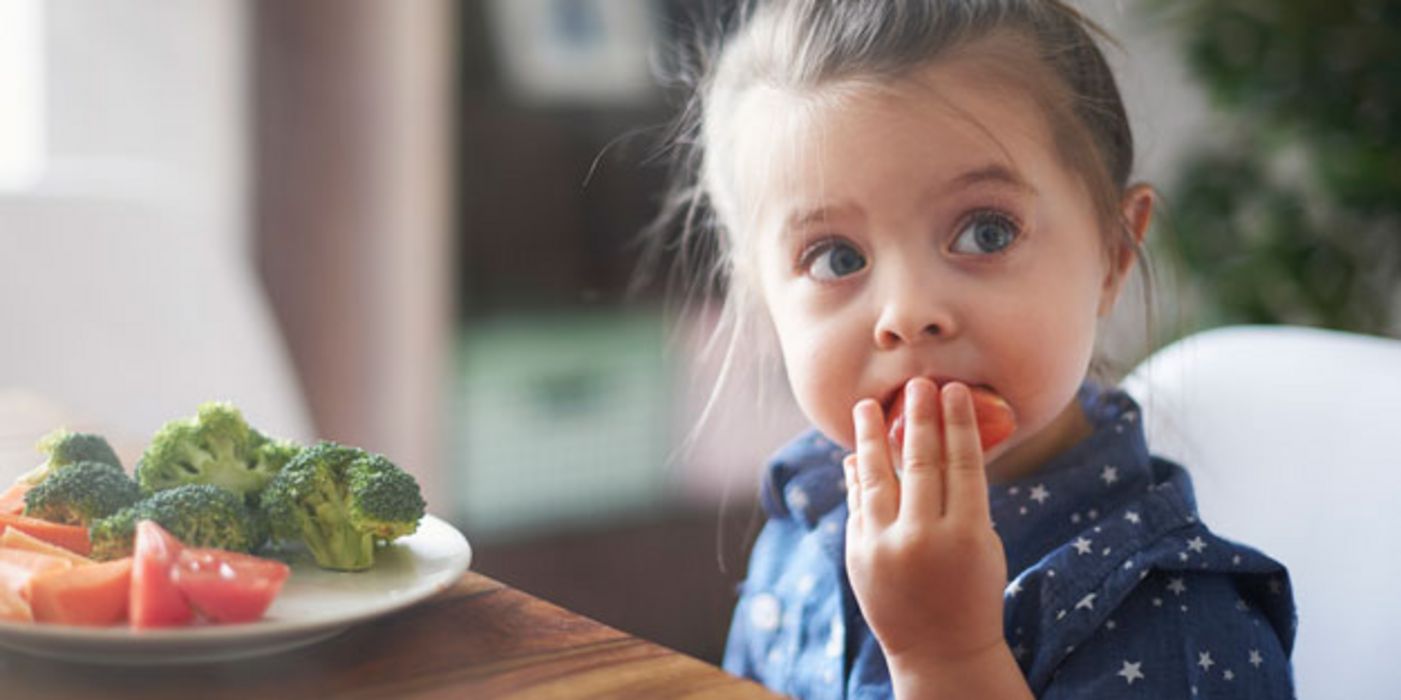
884, 380, 1017, 452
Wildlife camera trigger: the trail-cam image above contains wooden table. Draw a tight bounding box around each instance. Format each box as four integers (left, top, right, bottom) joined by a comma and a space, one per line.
0, 391, 780, 699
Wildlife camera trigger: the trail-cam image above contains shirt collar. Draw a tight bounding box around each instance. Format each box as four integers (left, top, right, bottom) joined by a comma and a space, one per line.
989, 383, 1156, 574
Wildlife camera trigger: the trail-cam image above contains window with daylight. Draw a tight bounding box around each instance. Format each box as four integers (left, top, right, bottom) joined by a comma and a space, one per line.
0, 0, 45, 190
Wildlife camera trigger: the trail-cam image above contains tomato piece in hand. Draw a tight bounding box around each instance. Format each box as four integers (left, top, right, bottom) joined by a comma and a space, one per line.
131, 520, 192, 629
171, 548, 290, 624
886, 383, 1017, 451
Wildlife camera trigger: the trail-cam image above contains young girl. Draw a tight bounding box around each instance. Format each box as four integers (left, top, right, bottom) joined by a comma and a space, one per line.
648, 1, 1296, 698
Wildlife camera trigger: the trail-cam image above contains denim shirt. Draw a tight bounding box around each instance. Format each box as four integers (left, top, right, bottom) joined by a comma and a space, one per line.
723, 385, 1297, 699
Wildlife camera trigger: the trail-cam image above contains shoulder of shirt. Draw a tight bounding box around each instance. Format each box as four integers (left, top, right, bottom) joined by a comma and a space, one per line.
1006, 460, 1296, 689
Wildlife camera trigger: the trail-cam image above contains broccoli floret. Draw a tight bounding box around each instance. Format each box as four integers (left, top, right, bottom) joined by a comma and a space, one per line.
18, 429, 123, 486
22, 461, 141, 526
261, 442, 425, 571
88, 484, 262, 561
135, 402, 300, 503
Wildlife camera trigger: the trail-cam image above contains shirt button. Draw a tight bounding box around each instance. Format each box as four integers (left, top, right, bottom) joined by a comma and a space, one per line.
750, 593, 782, 632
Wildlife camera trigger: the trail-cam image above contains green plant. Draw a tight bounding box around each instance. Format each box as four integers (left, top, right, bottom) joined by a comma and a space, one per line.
1152, 0, 1400, 335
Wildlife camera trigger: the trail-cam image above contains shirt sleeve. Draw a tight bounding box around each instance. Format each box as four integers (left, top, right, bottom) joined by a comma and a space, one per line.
1040, 571, 1295, 699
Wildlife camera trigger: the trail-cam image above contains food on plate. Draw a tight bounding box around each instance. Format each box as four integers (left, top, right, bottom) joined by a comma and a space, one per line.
0, 519, 289, 628
885, 382, 1018, 452
19, 429, 124, 486
0, 482, 31, 516
261, 442, 426, 571
171, 547, 290, 623
0, 527, 94, 567
3, 430, 124, 516
135, 401, 301, 505
22, 461, 142, 526
130, 520, 192, 629
0, 548, 74, 601
0, 512, 93, 556
89, 484, 264, 561
28, 557, 133, 626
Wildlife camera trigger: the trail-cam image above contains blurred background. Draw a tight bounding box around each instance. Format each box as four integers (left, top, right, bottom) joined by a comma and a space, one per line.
0, 0, 1396, 665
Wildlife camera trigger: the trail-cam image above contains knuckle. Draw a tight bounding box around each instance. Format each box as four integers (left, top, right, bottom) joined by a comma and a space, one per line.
902, 453, 939, 473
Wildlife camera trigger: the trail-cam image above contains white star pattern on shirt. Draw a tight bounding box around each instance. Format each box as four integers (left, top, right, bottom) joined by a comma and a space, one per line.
1005, 578, 1023, 598
1223, 669, 1235, 681
1029, 484, 1050, 504
1118, 660, 1145, 685
1167, 578, 1188, 596
750, 594, 781, 632
788, 487, 810, 512
1101, 465, 1119, 485
1186, 536, 1207, 553
1197, 651, 1215, 671
1249, 649, 1263, 667
1124, 510, 1141, 524
1076, 593, 1096, 611
1072, 537, 1093, 555
826, 618, 844, 657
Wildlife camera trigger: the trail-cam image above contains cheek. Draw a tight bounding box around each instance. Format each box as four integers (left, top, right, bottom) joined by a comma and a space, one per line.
990, 282, 1102, 427
770, 304, 865, 449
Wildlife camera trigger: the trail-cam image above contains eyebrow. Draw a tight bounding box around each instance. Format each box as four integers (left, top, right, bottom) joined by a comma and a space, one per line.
780, 163, 1035, 235
786, 205, 855, 230
943, 163, 1037, 197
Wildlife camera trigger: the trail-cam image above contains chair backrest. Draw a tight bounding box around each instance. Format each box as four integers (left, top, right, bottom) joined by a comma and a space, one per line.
1122, 325, 1401, 700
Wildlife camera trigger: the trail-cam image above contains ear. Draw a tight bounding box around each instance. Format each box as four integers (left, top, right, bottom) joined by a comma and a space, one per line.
1098, 183, 1155, 317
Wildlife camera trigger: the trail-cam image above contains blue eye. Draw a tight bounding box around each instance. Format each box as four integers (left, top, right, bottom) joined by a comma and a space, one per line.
952, 212, 1020, 255
804, 240, 867, 281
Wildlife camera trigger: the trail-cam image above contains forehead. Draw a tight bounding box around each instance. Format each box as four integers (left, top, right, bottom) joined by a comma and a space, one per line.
724, 56, 1071, 230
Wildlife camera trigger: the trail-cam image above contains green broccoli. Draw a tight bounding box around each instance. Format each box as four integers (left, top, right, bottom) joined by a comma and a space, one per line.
260, 442, 426, 571
88, 484, 263, 561
22, 461, 141, 526
135, 401, 300, 504
18, 429, 123, 486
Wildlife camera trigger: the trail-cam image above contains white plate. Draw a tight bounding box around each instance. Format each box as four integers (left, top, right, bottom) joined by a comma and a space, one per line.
0, 514, 471, 665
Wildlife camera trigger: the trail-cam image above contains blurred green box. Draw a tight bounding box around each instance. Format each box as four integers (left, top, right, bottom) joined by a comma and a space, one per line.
449, 311, 674, 538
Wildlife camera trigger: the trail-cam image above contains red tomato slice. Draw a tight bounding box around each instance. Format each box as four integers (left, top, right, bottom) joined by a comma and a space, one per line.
170, 548, 290, 624
130, 520, 193, 629
886, 382, 1017, 452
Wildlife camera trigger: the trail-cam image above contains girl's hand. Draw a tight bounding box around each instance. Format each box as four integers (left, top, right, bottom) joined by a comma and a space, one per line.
844, 378, 1012, 679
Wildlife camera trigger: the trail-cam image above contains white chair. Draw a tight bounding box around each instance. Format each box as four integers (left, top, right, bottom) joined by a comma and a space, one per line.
1122, 324, 1401, 700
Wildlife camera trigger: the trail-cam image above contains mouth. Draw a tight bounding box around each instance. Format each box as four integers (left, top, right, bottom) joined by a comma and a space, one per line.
880, 377, 1017, 452
879, 377, 992, 420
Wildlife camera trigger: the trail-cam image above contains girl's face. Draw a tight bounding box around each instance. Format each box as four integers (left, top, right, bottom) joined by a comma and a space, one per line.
734, 58, 1134, 479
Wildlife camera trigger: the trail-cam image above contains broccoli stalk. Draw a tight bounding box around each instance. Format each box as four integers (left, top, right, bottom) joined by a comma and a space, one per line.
136, 402, 300, 502
18, 429, 123, 486
261, 442, 425, 571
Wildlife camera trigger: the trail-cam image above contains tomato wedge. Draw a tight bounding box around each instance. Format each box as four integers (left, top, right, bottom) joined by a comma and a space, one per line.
130, 520, 192, 629
170, 548, 290, 624
29, 557, 133, 626
885, 382, 1017, 452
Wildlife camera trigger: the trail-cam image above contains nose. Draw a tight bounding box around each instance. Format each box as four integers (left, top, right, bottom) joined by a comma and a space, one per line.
872, 274, 956, 350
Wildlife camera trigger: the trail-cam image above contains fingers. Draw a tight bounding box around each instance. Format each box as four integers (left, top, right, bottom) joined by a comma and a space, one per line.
852, 399, 898, 527
898, 378, 945, 524
940, 382, 992, 524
